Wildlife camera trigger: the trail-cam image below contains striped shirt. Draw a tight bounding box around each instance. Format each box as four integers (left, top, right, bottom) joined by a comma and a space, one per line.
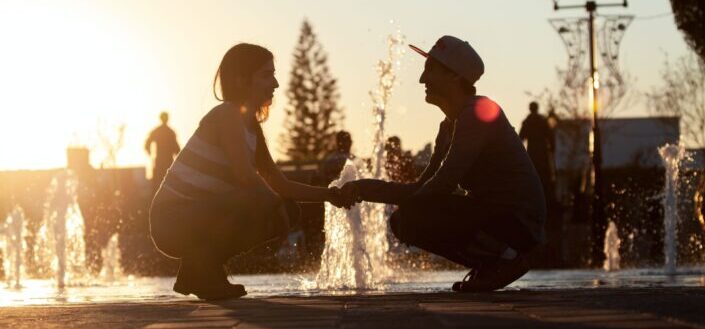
157, 106, 259, 202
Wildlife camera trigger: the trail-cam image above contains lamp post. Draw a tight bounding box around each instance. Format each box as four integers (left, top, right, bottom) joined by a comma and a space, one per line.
552, 0, 628, 266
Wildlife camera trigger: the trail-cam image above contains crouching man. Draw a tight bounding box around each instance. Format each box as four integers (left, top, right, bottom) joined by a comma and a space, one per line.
343, 36, 546, 291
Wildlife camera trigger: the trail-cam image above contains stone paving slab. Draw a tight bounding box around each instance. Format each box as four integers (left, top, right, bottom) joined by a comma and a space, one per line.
1, 287, 704, 329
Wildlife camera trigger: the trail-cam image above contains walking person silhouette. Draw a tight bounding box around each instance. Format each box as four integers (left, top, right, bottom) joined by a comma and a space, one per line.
520, 101, 556, 202
145, 112, 180, 191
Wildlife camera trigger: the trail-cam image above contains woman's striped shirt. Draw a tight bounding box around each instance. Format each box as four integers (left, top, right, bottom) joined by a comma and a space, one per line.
158, 106, 258, 201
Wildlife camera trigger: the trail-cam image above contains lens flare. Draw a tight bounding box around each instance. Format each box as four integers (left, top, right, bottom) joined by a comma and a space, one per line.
474, 98, 500, 123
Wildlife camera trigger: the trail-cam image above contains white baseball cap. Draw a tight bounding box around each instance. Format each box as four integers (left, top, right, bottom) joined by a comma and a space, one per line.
409, 35, 484, 84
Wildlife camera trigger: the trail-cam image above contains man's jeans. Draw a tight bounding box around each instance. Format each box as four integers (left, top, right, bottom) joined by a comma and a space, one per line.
390, 194, 536, 268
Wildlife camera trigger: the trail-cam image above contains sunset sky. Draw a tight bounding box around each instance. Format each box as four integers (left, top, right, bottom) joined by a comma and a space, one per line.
0, 0, 691, 171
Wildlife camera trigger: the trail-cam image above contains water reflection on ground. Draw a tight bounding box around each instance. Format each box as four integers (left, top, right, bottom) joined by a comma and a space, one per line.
2, 267, 704, 306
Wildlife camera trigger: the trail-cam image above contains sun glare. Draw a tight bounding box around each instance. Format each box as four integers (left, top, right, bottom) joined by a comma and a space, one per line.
0, 2, 172, 170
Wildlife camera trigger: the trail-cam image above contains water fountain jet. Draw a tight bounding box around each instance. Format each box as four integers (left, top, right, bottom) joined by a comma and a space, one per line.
603, 221, 621, 271
314, 31, 405, 290
2, 206, 26, 288
658, 143, 688, 275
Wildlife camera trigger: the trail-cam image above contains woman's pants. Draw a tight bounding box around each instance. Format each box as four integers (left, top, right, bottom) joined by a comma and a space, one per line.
150, 192, 300, 265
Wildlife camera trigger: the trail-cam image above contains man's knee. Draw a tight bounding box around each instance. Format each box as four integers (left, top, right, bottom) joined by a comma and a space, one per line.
390, 205, 419, 244
389, 209, 404, 241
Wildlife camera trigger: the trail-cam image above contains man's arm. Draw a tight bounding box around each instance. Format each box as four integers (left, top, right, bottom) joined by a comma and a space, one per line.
545, 119, 555, 152
415, 100, 496, 196
171, 130, 181, 155
144, 131, 154, 154
347, 179, 416, 205
519, 120, 528, 141
414, 122, 449, 185
347, 121, 450, 205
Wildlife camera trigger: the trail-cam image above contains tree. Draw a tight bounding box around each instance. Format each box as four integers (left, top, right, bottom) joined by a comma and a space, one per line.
646, 53, 705, 148
670, 0, 705, 63
281, 19, 343, 162
96, 122, 126, 168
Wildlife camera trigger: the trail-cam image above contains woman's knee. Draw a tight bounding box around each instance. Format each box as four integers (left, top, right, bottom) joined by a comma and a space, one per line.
149, 204, 187, 259
149, 222, 182, 259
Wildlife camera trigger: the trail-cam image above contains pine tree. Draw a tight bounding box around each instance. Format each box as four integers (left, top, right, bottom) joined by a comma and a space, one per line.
281, 19, 343, 162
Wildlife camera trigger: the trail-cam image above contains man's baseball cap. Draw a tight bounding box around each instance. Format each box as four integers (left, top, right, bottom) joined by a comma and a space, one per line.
409, 35, 484, 85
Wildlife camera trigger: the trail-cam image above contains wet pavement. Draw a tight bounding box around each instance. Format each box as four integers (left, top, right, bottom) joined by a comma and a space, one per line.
2, 287, 705, 328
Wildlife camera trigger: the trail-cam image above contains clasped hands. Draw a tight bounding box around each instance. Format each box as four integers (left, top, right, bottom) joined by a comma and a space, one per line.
328, 182, 363, 209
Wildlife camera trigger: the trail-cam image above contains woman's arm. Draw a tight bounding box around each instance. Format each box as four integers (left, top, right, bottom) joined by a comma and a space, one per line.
255, 134, 338, 203
216, 105, 280, 202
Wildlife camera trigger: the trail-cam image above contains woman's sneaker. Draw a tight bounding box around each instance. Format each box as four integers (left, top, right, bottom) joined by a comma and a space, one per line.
173, 277, 247, 300
173, 258, 247, 300
175, 281, 247, 301
452, 254, 529, 292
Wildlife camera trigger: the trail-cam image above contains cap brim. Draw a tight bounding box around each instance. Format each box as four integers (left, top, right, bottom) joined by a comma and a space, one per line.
409, 44, 428, 58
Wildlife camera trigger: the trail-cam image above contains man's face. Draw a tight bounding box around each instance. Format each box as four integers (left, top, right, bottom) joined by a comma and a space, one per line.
250, 59, 279, 107
419, 58, 457, 107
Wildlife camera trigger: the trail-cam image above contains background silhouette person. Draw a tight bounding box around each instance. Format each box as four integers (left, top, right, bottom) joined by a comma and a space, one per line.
319, 130, 354, 185
519, 102, 555, 201
384, 136, 416, 184
145, 112, 180, 190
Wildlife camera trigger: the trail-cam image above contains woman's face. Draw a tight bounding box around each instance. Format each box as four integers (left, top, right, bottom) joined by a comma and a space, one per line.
250, 59, 279, 107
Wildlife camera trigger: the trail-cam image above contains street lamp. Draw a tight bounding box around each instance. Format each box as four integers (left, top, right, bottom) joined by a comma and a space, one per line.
552, 0, 629, 266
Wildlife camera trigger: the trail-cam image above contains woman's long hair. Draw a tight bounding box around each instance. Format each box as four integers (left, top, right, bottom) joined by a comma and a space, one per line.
213, 43, 273, 122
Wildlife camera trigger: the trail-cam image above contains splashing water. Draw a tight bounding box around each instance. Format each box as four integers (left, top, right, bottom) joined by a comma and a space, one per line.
316, 161, 374, 289
35, 170, 88, 287
313, 31, 405, 290
3, 170, 124, 289
2, 206, 26, 288
100, 233, 122, 282
603, 221, 621, 271
658, 143, 688, 275
369, 31, 405, 180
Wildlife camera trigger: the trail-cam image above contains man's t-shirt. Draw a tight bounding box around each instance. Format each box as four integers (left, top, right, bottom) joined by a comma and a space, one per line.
423, 96, 545, 242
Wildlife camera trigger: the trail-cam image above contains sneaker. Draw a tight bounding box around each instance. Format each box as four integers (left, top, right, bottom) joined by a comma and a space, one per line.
451, 268, 480, 292
452, 254, 529, 292
174, 276, 247, 300
175, 281, 247, 301
173, 257, 248, 300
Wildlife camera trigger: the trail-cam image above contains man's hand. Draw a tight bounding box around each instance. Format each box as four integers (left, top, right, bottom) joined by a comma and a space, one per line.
328, 185, 360, 209
340, 181, 363, 203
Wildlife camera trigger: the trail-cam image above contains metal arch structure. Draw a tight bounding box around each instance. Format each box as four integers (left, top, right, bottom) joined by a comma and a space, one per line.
598, 15, 634, 91
548, 14, 634, 116
549, 17, 590, 92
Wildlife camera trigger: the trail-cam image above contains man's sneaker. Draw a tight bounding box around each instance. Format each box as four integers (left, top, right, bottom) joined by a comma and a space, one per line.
453, 254, 529, 292
451, 268, 480, 292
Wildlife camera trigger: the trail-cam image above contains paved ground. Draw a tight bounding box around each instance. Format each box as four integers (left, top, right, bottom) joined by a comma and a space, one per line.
1, 287, 704, 328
